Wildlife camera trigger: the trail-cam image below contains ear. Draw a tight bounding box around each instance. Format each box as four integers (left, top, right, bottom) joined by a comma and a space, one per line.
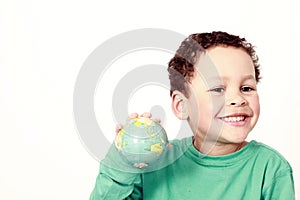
171, 90, 189, 120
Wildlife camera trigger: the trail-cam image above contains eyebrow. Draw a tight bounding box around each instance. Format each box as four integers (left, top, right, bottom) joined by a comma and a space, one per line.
207, 74, 256, 82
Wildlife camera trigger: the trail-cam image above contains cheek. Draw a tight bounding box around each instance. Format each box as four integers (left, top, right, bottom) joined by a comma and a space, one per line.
211, 96, 226, 115
250, 95, 260, 116
197, 98, 218, 129
255, 102, 260, 118
187, 94, 213, 129
197, 96, 216, 117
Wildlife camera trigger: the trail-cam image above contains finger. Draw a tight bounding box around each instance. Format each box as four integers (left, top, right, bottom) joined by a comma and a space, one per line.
153, 118, 161, 123
115, 124, 123, 134
141, 112, 152, 118
129, 112, 138, 119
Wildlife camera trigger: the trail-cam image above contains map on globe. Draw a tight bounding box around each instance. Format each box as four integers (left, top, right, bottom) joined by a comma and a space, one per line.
115, 117, 168, 168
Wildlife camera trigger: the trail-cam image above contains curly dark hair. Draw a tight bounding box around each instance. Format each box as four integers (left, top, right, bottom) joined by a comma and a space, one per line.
168, 31, 261, 97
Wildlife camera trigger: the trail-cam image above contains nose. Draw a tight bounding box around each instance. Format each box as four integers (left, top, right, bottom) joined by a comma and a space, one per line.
226, 93, 247, 107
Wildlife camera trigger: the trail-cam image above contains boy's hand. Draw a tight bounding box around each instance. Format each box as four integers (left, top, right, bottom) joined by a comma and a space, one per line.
115, 112, 161, 134
114, 112, 171, 152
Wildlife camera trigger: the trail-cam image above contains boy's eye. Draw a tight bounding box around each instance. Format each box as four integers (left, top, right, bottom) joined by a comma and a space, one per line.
210, 87, 225, 93
241, 86, 255, 92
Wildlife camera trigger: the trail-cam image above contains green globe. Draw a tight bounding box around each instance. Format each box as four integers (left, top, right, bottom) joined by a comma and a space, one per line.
115, 117, 168, 168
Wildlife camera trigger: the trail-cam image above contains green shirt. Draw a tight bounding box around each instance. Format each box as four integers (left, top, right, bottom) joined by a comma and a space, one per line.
90, 137, 295, 199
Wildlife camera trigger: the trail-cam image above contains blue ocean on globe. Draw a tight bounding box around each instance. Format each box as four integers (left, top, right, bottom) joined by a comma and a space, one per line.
115, 117, 168, 168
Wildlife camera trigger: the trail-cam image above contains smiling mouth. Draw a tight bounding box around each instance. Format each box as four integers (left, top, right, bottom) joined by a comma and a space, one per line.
221, 116, 246, 122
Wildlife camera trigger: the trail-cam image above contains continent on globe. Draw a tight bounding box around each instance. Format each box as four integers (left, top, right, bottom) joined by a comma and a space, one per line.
115, 117, 168, 168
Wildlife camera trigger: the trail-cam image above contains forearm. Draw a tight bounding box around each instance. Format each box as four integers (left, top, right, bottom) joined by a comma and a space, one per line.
90, 145, 143, 200
90, 166, 142, 199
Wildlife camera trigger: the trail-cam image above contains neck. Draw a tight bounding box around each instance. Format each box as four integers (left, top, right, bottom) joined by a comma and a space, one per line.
193, 137, 248, 156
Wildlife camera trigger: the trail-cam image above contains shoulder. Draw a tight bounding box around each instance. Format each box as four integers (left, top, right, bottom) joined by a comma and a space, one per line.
250, 141, 295, 198
249, 140, 293, 173
250, 140, 288, 160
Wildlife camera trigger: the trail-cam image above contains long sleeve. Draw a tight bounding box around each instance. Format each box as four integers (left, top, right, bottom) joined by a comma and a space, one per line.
262, 167, 295, 200
89, 164, 142, 200
89, 145, 143, 200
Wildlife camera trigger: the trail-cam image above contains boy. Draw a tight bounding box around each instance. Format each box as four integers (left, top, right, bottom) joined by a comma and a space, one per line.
90, 31, 295, 199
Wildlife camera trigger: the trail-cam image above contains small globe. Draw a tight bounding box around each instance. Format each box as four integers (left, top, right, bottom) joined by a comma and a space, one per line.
115, 117, 168, 168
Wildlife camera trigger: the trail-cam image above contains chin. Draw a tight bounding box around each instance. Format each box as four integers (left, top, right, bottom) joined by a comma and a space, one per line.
220, 131, 249, 144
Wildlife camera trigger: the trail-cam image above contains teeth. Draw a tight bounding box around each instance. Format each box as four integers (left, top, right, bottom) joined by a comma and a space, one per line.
222, 116, 245, 122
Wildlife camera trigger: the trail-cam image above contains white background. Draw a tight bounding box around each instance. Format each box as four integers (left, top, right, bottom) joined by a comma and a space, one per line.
1, 0, 299, 199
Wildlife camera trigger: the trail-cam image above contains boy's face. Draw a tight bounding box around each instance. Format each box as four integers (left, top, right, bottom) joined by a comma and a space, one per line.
186, 46, 260, 148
